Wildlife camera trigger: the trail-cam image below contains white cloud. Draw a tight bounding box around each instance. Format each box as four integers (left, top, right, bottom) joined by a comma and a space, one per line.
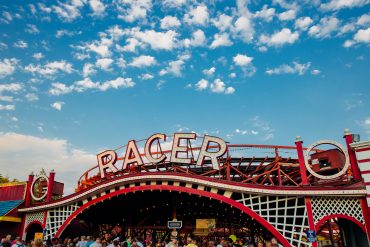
83, 63, 96, 77
233, 16, 254, 43
89, 0, 106, 16
235, 129, 248, 135
354, 27, 370, 43
254, 5, 275, 22
25, 24, 40, 34
11, 117, 18, 122
0, 58, 18, 78
49, 82, 73, 95
183, 29, 206, 47
162, 0, 186, 8
0, 96, 13, 102
210, 78, 235, 94
2, 12, 12, 23
357, 14, 370, 26
260, 28, 299, 46
96, 58, 114, 71
14, 40, 28, 49
229, 72, 236, 78
233, 54, 253, 66
195, 79, 209, 91
51, 101, 65, 111
33, 53, 44, 60
311, 69, 321, 75
308, 17, 340, 39
132, 29, 178, 50
212, 14, 233, 31
25, 60, 74, 77
25, 93, 39, 101
184, 5, 209, 26
56, 29, 80, 38
343, 27, 370, 47
278, 9, 296, 21
160, 54, 191, 77
250, 116, 274, 141
0, 132, 96, 195
320, 0, 369, 11
129, 55, 156, 67
295, 17, 313, 30
160, 16, 181, 29
0, 104, 15, 111
116, 0, 152, 23
99, 77, 135, 91
210, 33, 233, 49
0, 83, 22, 93
0, 43, 8, 50
266, 62, 311, 75
52, 0, 86, 22
202, 67, 216, 76
139, 73, 154, 80
116, 38, 141, 52
74, 78, 98, 92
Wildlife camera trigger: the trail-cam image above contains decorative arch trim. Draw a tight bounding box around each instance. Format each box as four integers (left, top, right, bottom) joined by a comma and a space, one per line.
54, 185, 291, 246
24, 220, 43, 232
315, 214, 366, 233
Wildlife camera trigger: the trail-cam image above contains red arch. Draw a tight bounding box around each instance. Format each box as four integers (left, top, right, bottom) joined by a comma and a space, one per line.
54, 185, 291, 246
25, 220, 43, 232
315, 214, 366, 233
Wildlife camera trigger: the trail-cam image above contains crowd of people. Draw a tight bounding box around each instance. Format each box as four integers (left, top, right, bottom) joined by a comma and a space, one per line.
1, 234, 279, 247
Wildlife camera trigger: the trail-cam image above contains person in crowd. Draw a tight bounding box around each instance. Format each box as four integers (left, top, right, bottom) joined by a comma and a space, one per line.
11, 237, 24, 247
122, 237, 131, 247
90, 238, 102, 247
1, 235, 12, 247
77, 237, 87, 247
32, 239, 43, 247
269, 238, 277, 247
86, 237, 94, 247
256, 242, 263, 247
265, 241, 271, 247
165, 237, 177, 247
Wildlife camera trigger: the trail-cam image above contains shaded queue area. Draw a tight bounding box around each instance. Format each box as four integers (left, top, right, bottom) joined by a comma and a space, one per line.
60, 191, 278, 246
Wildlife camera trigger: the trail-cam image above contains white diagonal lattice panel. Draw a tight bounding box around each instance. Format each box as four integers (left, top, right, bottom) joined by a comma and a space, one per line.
311, 196, 364, 224
45, 202, 79, 239
23, 211, 45, 236
236, 194, 309, 247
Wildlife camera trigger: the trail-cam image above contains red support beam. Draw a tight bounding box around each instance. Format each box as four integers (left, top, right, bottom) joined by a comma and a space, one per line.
295, 136, 308, 186
46, 170, 55, 202
343, 129, 362, 181
25, 172, 34, 207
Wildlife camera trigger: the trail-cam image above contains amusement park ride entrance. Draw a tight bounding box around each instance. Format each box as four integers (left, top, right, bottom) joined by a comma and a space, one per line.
19, 132, 370, 246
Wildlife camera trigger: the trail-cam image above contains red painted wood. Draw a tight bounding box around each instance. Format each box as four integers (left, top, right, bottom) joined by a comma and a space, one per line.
54, 185, 291, 247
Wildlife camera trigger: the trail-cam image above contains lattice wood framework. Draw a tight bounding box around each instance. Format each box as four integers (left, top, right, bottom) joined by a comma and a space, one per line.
236, 194, 309, 246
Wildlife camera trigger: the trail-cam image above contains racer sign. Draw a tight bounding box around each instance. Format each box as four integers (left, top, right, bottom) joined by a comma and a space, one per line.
97, 133, 228, 178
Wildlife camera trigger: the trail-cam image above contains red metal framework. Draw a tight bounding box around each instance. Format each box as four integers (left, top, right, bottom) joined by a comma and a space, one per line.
75, 135, 352, 192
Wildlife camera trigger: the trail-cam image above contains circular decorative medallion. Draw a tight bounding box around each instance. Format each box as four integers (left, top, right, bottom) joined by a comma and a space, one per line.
30, 175, 49, 201
304, 140, 350, 180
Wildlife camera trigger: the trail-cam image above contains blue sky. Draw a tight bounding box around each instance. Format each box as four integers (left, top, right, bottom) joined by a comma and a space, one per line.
0, 0, 369, 193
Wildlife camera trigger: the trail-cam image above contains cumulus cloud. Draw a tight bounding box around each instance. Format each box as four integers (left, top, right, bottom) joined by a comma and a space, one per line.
259, 28, 299, 46
202, 67, 216, 76
266, 61, 311, 75
25, 93, 39, 101
233, 54, 253, 66
320, 0, 369, 11
344, 27, 370, 47
278, 9, 296, 21
210, 33, 233, 49
14, 40, 28, 49
25, 24, 40, 34
83, 63, 96, 77
184, 5, 209, 26
52, 0, 86, 22
56, 29, 81, 38
33, 53, 44, 60
159, 54, 190, 77
254, 5, 275, 22
212, 14, 233, 31
308, 16, 340, 39
0, 104, 15, 111
139, 73, 154, 80
183, 29, 206, 47
194, 78, 234, 94
232, 16, 254, 43
0, 58, 18, 78
25, 60, 74, 77
295, 17, 313, 30
89, 0, 106, 16
96, 58, 114, 71
129, 55, 156, 67
0, 132, 96, 194
160, 16, 181, 29
51, 101, 65, 111
49, 82, 74, 95
0, 83, 22, 93
131, 29, 178, 50
116, 0, 152, 22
